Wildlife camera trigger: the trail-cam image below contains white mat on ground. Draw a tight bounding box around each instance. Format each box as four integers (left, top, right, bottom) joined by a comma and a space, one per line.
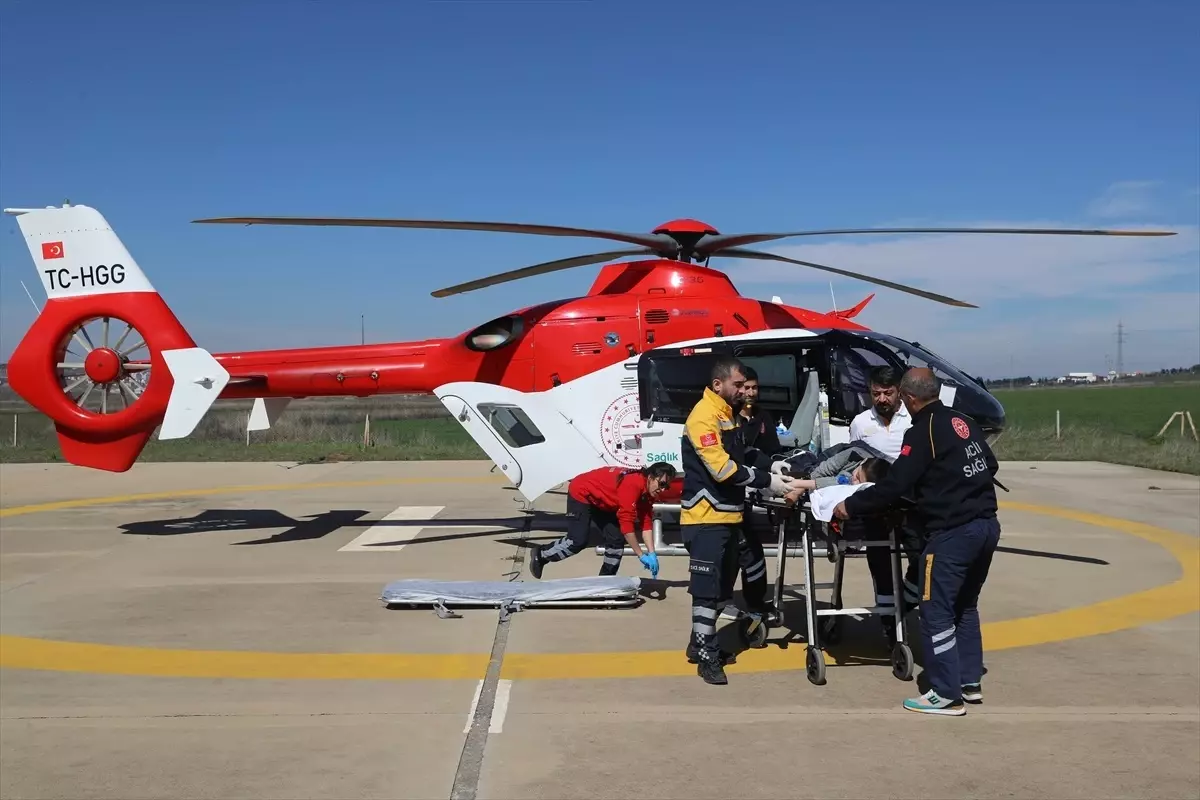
381, 576, 642, 605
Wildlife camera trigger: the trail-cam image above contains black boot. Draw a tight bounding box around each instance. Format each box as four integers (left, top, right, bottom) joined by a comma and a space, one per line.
697, 655, 728, 685
686, 640, 737, 665
528, 547, 545, 579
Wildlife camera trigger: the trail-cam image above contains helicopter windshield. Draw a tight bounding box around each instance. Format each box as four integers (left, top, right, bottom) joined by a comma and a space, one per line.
845, 330, 1006, 432
855, 332, 979, 388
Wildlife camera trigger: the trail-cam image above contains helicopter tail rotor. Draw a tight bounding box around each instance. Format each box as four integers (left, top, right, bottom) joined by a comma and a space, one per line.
4, 203, 230, 472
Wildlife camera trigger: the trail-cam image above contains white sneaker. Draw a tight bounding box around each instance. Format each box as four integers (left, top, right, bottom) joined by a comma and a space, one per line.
903, 689, 966, 716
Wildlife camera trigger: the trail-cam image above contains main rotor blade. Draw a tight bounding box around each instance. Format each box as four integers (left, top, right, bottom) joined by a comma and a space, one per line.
696, 226, 1178, 255
716, 248, 978, 308
192, 215, 678, 252
431, 248, 657, 298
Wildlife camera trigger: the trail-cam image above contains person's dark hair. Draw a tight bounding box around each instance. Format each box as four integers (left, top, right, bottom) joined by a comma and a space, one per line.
710, 356, 744, 383
868, 365, 902, 389
644, 461, 677, 482
741, 365, 759, 382
618, 461, 677, 488
859, 457, 890, 484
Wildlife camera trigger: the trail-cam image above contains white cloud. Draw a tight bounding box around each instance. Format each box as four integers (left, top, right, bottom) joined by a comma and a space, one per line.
729, 218, 1197, 305
723, 209, 1199, 379
1085, 180, 1164, 219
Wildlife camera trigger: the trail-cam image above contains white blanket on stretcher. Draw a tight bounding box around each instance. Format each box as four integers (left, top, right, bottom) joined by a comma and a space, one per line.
809, 482, 874, 522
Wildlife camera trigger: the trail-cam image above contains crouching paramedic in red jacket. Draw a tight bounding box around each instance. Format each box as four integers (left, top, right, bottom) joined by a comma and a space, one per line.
528, 461, 677, 580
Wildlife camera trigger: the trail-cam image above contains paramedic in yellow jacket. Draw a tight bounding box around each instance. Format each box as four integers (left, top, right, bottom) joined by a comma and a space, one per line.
681, 356, 794, 685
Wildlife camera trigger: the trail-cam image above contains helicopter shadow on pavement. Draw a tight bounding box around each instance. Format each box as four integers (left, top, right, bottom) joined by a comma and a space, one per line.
117, 508, 571, 547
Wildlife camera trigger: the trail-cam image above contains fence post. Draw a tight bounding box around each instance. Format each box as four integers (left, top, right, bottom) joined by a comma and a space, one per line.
1056, 409, 1060, 440
11, 414, 15, 447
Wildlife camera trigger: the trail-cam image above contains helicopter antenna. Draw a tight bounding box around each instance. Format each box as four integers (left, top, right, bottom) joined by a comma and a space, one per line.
829, 282, 838, 313
19, 280, 41, 314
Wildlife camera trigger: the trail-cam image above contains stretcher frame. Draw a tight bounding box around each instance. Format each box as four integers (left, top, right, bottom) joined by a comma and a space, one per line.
379, 576, 645, 619
597, 495, 914, 685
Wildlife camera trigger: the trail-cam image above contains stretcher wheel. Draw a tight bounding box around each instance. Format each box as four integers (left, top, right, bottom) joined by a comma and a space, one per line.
805, 645, 826, 685
891, 642, 914, 681
736, 615, 769, 649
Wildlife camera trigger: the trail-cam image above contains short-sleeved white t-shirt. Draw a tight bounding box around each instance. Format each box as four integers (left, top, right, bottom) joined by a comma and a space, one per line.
848, 403, 912, 461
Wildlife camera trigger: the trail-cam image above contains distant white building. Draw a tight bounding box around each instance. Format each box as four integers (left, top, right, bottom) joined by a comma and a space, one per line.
1055, 372, 1099, 384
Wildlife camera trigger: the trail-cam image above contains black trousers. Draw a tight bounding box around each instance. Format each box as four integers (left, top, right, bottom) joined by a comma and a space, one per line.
538, 495, 628, 575
734, 510, 770, 611
682, 522, 741, 662
843, 511, 923, 612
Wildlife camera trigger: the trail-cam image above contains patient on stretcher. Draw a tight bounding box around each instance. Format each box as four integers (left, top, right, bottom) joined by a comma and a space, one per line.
780, 448, 891, 506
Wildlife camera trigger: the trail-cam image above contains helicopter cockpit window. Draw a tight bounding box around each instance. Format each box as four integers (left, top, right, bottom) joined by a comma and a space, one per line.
854, 332, 977, 389
826, 342, 902, 423
845, 331, 1006, 432
476, 403, 546, 448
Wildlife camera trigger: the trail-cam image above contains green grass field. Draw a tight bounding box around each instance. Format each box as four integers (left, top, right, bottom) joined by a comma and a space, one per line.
990, 383, 1199, 438
1, 381, 1197, 474
986, 382, 1199, 474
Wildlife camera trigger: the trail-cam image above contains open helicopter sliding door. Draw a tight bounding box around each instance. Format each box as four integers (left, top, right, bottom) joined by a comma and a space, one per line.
820, 330, 910, 430
434, 382, 607, 501
633, 330, 825, 456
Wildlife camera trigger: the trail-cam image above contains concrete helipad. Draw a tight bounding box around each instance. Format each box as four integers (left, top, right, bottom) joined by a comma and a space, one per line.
1, 459, 1198, 800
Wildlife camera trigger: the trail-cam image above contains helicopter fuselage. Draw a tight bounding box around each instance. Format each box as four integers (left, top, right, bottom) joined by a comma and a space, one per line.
210, 258, 873, 399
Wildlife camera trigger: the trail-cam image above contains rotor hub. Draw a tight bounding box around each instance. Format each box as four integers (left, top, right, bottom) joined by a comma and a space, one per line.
652, 218, 719, 236
84, 348, 122, 384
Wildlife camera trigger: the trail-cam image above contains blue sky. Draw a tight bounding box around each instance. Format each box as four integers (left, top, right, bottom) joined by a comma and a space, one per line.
1, 0, 1197, 380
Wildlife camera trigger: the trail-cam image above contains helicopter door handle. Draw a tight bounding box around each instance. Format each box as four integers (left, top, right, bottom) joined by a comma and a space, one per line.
622, 425, 663, 437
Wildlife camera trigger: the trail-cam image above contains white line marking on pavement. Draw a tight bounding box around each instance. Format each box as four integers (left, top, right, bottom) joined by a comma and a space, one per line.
338, 506, 444, 552
464, 681, 483, 733
339, 506, 511, 552
463, 679, 511, 734
489, 679, 512, 733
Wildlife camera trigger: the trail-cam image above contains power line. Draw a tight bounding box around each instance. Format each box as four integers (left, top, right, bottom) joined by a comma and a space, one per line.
1115, 320, 1128, 377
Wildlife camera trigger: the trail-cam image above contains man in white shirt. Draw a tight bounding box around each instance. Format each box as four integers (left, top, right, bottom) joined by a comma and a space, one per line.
849, 366, 911, 460
846, 365, 921, 631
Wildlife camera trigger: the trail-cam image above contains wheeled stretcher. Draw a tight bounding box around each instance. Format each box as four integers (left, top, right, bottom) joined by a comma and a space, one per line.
596, 494, 915, 686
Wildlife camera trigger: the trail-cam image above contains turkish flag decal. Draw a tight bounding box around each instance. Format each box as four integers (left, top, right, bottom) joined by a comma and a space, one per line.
42, 241, 65, 259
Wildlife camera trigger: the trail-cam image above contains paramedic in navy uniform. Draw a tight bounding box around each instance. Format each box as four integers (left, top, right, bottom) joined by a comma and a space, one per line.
834, 367, 1001, 716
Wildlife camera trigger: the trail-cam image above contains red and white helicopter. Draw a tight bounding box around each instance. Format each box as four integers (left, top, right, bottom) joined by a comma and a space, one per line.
3, 203, 1175, 501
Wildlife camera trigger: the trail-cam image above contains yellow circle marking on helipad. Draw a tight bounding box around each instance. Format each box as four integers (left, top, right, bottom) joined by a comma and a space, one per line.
0, 487, 1196, 681
0, 474, 509, 519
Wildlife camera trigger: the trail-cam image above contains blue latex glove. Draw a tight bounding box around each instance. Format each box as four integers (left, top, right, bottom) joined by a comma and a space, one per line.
639, 552, 660, 578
